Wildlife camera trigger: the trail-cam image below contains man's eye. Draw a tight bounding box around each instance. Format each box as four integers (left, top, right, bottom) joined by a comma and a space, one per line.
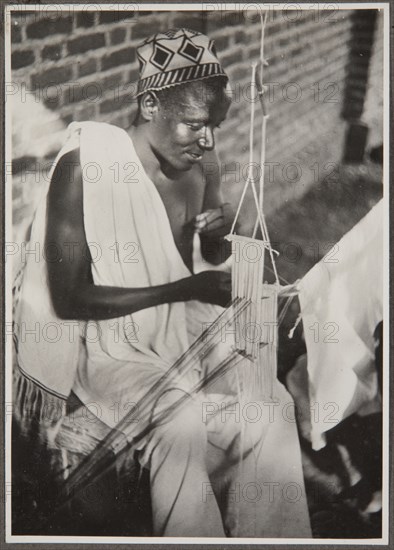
187, 123, 203, 131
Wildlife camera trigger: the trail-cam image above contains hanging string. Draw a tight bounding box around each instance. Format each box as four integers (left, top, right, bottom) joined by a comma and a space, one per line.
253, 11, 269, 233
252, 11, 280, 286
224, 10, 285, 405
249, 63, 257, 169
227, 12, 279, 288
229, 63, 268, 243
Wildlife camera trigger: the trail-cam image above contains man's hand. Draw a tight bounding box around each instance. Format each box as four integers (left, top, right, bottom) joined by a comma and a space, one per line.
194, 203, 234, 238
192, 203, 234, 266
190, 271, 232, 307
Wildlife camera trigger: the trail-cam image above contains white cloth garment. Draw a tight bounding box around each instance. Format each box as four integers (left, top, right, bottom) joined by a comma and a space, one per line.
14, 128, 82, 398
72, 121, 219, 426
298, 200, 383, 450
13, 127, 82, 438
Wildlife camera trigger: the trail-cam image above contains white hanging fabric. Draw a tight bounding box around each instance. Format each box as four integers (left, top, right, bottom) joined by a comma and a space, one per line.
298, 200, 383, 450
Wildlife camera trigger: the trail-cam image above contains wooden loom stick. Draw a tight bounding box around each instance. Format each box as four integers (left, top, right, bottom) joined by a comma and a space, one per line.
54, 347, 248, 513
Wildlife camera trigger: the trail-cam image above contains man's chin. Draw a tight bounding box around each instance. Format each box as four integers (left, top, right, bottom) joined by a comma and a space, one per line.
175, 157, 196, 172
158, 156, 193, 176
161, 150, 205, 173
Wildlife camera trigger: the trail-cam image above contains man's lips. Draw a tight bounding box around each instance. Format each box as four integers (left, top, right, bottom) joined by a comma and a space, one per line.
185, 151, 203, 161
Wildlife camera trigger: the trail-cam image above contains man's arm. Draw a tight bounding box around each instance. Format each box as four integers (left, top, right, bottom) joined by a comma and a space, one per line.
46, 149, 231, 321
198, 150, 234, 265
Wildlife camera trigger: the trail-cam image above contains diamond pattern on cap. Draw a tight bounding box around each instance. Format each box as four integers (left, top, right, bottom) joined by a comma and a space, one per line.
137, 50, 147, 73
178, 37, 204, 63
150, 43, 174, 70
208, 39, 217, 56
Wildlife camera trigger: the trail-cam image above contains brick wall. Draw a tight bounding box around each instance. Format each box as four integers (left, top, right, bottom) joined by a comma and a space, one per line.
363, 9, 384, 150
9, 8, 383, 245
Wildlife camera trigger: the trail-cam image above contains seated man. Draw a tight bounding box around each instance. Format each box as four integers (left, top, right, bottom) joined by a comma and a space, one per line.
13, 29, 311, 537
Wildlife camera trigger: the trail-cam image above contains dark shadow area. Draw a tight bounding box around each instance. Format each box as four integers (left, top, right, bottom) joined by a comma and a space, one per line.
12, 411, 152, 536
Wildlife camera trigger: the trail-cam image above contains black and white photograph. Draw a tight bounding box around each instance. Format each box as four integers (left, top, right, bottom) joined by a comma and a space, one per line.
4, 2, 390, 544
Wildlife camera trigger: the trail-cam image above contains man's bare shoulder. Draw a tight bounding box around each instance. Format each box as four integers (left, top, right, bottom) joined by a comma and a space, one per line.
46, 144, 91, 280
54, 147, 81, 180
48, 147, 83, 225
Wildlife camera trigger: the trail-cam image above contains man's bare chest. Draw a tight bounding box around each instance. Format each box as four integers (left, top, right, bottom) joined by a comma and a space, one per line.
154, 172, 206, 268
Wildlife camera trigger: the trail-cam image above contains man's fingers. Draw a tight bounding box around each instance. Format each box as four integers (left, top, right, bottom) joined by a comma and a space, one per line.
195, 204, 234, 234
194, 208, 224, 232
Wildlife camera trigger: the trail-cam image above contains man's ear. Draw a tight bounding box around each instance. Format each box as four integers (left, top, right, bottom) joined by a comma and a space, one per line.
140, 92, 160, 121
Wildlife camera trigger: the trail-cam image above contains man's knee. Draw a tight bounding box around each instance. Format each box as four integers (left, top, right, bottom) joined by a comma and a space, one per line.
151, 390, 207, 446
157, 401, 206, 442
139, 395, 208, 469
212, 401, 266, 453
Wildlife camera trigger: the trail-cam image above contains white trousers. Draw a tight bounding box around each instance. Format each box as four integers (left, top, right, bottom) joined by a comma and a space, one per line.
134, 384, 312, 538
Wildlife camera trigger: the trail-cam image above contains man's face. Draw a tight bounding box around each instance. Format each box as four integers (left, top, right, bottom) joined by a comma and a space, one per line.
150, 85, 230, 173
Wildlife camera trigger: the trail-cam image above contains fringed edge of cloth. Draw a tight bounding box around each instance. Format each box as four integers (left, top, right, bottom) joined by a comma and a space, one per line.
13, 362, 67, 447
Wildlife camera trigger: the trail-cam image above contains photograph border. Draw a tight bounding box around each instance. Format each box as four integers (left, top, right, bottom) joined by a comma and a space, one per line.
2, 1, 392, 548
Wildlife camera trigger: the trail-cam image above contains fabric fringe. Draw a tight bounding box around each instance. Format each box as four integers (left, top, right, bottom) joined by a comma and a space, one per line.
13, 363, 66, 447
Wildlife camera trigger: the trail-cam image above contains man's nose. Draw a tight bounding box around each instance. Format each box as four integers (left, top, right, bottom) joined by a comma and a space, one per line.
197, 127, 215, 151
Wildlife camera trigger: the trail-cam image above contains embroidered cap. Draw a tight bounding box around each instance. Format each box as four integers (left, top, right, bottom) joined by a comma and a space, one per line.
136, 28, 228, 96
